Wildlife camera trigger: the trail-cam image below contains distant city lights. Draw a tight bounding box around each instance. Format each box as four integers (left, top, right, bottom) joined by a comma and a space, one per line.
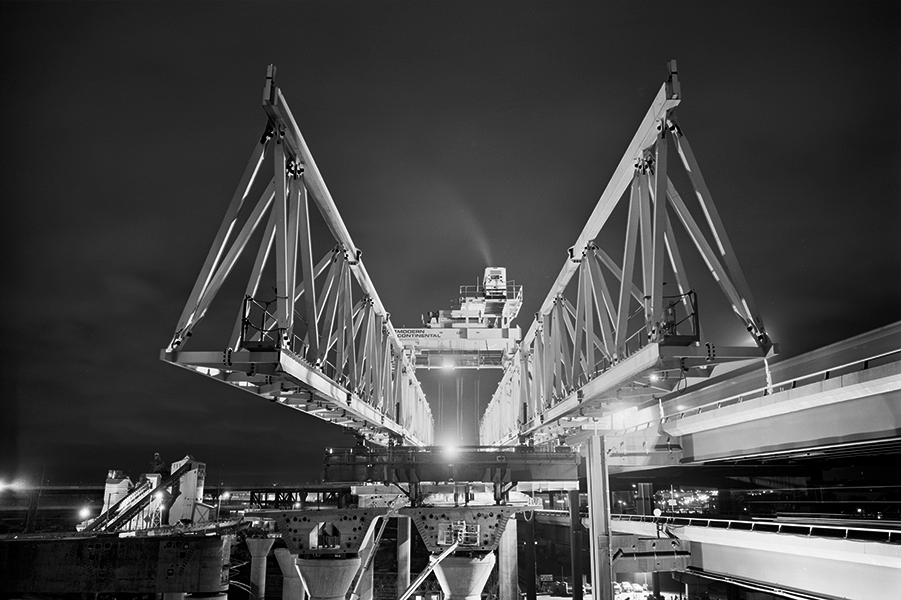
656, 488, 719, 514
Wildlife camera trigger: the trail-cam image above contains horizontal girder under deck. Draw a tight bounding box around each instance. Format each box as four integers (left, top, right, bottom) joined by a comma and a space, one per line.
161, 348, 428, 446
321, 446, 580, 484
610, 517, 901, 599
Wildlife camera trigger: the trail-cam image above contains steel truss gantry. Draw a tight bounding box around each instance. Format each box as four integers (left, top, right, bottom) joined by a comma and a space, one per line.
161, 66, 432, 446
480, 61, 775, 448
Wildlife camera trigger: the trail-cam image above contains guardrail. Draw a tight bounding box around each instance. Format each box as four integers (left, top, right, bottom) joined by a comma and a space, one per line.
610, 513, 901, 544
615, 346, 901, 437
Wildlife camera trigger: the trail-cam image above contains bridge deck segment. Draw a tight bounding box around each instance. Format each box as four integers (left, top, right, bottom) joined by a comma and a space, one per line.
610, 515, 901, 599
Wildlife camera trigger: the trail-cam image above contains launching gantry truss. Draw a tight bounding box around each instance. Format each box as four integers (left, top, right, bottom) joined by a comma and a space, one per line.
480, 61, 776, 448
161, 66, 433, 446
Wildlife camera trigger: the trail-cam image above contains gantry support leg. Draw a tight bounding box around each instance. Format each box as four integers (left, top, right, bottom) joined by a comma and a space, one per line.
246, 538, 276, 600
587, 434, 613, 600
397, 516, 412, 593
636, 483, 654, 516
522, 514, 537, 600
569, 489, 583, 600
635, 483, 659, 599
499, 517, 518, 600
274, 548, 306, 600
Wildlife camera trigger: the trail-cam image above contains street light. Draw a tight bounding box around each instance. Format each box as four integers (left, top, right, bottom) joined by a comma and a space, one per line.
653, 508, 663, 538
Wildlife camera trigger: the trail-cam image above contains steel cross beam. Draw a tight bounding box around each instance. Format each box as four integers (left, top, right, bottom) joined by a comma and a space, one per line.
480, 62, 776, 447
161, 66, 433, 446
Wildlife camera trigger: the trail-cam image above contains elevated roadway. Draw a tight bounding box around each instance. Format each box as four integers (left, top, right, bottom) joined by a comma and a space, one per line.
609, 514, 901, 600
589, 322, 901, 471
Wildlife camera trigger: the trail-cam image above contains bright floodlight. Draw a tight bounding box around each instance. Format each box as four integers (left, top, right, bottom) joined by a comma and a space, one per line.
79, 507, 91, 520
442, 445, 459, 459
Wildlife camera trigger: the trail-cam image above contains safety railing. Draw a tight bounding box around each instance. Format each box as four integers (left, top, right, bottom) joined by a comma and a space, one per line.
610, 513, 901, 544
614, 347, 901, 437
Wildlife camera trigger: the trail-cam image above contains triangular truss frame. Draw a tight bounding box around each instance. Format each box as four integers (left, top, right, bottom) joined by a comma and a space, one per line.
480, 61, 776, 446
161, 66, 433, 446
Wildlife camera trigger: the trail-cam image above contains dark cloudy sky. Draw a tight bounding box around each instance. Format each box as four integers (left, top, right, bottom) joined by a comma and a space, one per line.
1, 2, 898, 487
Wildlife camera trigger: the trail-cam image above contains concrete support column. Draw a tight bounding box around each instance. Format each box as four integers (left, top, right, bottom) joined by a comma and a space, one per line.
719, 487, 737, 518
275, 548, 306, 600
521, 514, 537, 600
498, 517, 518, 600
568, 489, 583, 600
434, 553, 496, 600
246, 538, 276, 600
636, 483, 654, 516
397, 516, 411, 593
587, 434, 613, 600
296, 557, 361, 600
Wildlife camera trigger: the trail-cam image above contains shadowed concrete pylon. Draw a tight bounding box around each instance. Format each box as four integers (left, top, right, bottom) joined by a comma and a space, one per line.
246, 538, 276, 600
433, 553, 496, 600
296, 557, 361, 600
274, 548, 306, 600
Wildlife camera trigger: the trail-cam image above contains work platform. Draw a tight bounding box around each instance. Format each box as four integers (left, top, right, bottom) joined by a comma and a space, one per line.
397, 267, 523, 370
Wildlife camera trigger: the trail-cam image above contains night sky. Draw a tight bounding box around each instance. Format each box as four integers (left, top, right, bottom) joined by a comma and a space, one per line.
2, 2, 898, 487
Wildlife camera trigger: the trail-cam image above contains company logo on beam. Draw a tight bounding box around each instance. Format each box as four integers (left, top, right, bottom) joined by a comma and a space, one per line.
396, 329, 463, 341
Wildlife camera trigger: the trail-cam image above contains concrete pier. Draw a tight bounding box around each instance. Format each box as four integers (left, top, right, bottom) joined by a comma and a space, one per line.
245, 538, 276, 600
295, 557, 361, 600
274, 548, 306, 600
433, 553, 496, 600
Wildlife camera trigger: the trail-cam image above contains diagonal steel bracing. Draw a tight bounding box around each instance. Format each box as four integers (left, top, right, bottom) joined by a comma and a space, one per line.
160, 62, 774, 455
161, 66, 432, 446
480, 61, 776, 447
